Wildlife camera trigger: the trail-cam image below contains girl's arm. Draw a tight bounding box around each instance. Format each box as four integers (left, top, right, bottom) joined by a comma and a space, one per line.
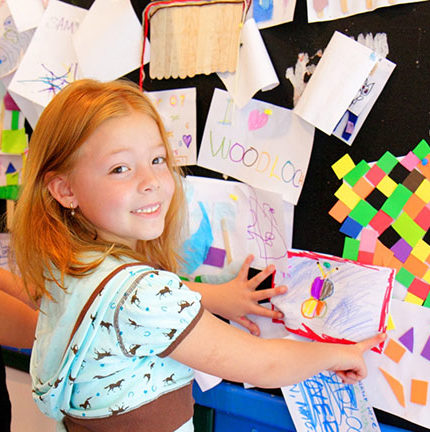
170, 309, 385, 387
0, 268, 37, 309
0, 290, 38, 349
186, 255, 286, 336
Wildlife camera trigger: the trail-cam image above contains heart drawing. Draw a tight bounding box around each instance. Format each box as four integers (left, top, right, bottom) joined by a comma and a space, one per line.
182, 134, 192, 148
248, 109, 269, 131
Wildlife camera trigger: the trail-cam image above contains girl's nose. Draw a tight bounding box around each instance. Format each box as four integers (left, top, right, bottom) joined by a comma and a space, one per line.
137, 171, 160, 193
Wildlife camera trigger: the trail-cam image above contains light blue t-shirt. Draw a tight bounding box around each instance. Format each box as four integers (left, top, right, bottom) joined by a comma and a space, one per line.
31, 256, 202, 430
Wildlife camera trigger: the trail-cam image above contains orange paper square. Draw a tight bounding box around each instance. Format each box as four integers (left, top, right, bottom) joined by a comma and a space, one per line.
384, 338, 406, 363
403, 193, 426, 219
352, 177, 374, 199
403, 254, 428, 279
388, 255, 403, 271
411, 379, 428, 405
417, 157, 430, 180
373, 240, 394, 267
328, 200, 351, 223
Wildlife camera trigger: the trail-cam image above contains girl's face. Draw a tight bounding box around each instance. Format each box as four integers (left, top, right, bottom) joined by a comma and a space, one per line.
67, 111, 175, 250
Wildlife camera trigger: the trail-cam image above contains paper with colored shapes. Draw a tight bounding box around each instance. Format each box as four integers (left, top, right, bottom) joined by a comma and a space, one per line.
247, 0, 297, 29
8, 0, 87, 127
6, 0, 44, 32
271, 250, 393, 351
364, 299, 430, 429
306, 0, 428, 23
217, 18, 279, 109
73, 0, 147, 82
146, 88, 197, 166
198, 88, 314, 205
181, 176, 293, 279
282, 371, 381, 432
294, 31, 378, 135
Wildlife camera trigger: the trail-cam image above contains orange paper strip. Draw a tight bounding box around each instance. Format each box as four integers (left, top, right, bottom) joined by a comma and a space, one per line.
379, 367, 405, 407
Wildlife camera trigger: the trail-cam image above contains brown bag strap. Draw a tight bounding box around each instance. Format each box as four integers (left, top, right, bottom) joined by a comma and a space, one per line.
66, 262, 144, 348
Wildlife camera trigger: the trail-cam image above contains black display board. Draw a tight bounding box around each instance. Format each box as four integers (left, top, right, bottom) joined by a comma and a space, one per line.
7, 1, 430, 430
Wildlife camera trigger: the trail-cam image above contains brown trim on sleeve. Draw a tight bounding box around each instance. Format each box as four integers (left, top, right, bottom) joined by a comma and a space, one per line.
63, 382, 194, 432
159, 304, 204, 358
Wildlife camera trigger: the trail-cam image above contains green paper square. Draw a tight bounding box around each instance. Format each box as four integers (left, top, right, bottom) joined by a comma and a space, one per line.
423, 292, 430, 308
377, 151, 398, 174
1, 128, 27, 154
343, 160, 371, 186
342, 237, 360, 260
380, 184, 412, 219
349, 200, 377, 226
412, 139, 430, 160
392, 212, 425, 247
0, 185, 19, 200
395, 267, 414, 288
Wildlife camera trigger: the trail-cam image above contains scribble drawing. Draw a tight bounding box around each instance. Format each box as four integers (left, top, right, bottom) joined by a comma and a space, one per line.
350, 77, 375, 106
296, 371, 362, 431
301, 261, 336, 319
19, 63, 79, 96
246, 190, 288, 266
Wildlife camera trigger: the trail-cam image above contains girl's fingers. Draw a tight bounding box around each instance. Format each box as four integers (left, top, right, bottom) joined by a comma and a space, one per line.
248, 265, 275, 289
238, 316, 260, 336
253, 286, 287, 302
250, 304, 284, 320
237, 255, 254, 280
357, 333, 386, 353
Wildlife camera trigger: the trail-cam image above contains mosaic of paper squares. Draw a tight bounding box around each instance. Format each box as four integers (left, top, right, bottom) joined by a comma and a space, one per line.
330, 139, 430, 307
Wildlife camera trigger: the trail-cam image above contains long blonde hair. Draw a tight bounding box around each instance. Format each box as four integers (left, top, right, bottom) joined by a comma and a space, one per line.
11, 79, 185, 301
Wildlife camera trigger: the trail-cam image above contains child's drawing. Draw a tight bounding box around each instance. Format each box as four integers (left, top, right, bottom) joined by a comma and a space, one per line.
146, 88, 197, 166
271, 250, 394, 351
282, 370, 381, 432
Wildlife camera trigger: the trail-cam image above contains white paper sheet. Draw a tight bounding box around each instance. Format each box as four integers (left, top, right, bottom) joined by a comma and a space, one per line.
271, 250, 394, 347
364, 299, 430, 429
307, 0, 428, 23
282, 371, 381, 432
247, 0, 297, 29
6, 0, 44, 32
333, 57, 396, 145
294, 31, 378, 135
198, 88, 314, 205
73, 0, 147, 82
146, 88, 197, 166
218, 18, 279, 108
8, 0, 86, 127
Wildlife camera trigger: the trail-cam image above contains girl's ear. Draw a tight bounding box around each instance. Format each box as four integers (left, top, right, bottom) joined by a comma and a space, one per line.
46, 173, 77, 209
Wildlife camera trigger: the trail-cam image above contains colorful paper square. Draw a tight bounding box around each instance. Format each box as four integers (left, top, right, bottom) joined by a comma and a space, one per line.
379, 226, 401, 249
412, 139, 430, 160
381, 184, 413, 219
424, 269, 430, 284
389, 162, 410, 183
383, 338, 406, 363
377, 151, 398, 174
342, 237, 360, 260
414, 206, 430, 231
404, 291, 424, 305
332, 154, 355, 179
365, 164, 386, 186
410, 379, 428, 405
403, 254, 428, 279
349, 200, 377, 226
408, 278, 430, 300
373, 240, 394, 267
366, 188, 386, 210
343, 160, 370, 186
339, 216, 363, 238
402, 169, 425, 192
352, 176, 374, 199
411, 239, 430, 262
403, 193, 426, 219
203, 246, 226, 267
395, 267, 415, 288
377, 175, 397, 197
415, 179, 430, 202
360, 228, 378, 253
357, 250, 373, 264
400, 151, 420, 171
391, 238, 413, 263
334, 183, 361, 209
328, 200, 351, 223
392, 212, 425, 247
369, 210, 393, 235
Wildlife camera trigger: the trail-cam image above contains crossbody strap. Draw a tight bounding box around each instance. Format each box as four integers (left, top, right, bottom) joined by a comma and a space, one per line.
66, 262, 144, 349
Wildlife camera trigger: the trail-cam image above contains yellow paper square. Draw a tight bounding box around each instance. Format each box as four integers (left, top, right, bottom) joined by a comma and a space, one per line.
334, 183, 360, 209
377, 176, 397, 197
415, 179, 430, 203
404, 292, 424, 305
411, 240, 430, 262
5, 171, 19, 186
423, 269, 430, 284
331, 154, 355, 179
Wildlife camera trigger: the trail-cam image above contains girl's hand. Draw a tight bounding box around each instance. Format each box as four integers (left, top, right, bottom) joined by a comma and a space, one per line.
330, 333, 386, 384
215, 255, 287, 336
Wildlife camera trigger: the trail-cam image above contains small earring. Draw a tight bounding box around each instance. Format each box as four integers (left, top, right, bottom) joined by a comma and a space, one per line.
70, 203, 75, 216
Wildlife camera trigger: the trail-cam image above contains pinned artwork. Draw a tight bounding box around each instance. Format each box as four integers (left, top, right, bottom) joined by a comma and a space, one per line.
306, 0, 428, 23
282, 371, 381, 432
247, 0, 297, 28
197, 88, 314, 205
330, 139, 430, 306
271, 250, 394, 351
8, 0, 87, 127
364, 299, 430, 429
6, 0, 44, 32
144, 0, 245, 79
146, 88, 197, 166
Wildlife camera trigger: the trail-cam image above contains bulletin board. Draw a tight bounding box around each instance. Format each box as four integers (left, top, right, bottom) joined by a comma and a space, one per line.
4, 0, 430, 431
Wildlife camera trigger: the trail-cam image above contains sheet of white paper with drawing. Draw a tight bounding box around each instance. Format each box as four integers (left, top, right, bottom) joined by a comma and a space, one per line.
217, 18, 279, 109
6, 0, 44, 32
363, 299, 430, 430
181, 176, 293, 279
73, 0, 148, 82
0, 233, 10, 269
282, 371, 381, 432
247, 0, 297, 29
146, 88, 197, 166
271, 250, 393, 349
332, 56, 396, 145
197, 88, 314, 205
8, 0, 86, 126
294, 31, 378, 135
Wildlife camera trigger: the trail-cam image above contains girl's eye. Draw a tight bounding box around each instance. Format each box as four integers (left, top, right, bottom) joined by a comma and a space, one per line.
152, 156, 166, 165
110, 165, 129, 174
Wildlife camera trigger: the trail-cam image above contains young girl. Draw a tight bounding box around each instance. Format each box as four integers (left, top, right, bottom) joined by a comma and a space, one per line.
11, 79, 384, 432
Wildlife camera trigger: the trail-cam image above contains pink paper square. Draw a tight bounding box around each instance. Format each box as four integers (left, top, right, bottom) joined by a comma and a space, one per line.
400, 151, 420, 171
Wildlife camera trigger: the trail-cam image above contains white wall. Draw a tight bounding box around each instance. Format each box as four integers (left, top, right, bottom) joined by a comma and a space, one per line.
5, 367, 56, 431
